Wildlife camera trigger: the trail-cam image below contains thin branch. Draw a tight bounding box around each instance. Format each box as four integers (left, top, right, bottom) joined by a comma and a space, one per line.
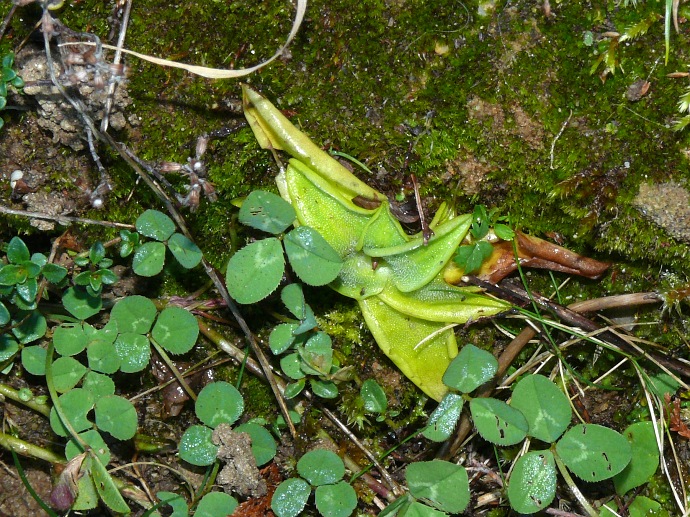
0, 204, 135, 229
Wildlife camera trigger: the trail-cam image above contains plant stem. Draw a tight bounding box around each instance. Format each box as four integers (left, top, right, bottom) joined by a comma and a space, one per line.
0, 432, 65, 464
0, 383, 51, 417
552, 448, 598, 517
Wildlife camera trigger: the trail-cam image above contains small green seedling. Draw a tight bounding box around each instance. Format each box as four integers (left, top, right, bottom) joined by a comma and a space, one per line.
453, 204, 514, 274
72, 241, 118, 296
271, 449, 357, 517
0, 237, 67, 373
268, 283, 352, 399
125, 209, 203, 276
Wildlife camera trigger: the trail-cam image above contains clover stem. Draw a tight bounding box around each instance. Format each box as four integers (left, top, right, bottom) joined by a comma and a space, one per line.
552, 448, 599, 517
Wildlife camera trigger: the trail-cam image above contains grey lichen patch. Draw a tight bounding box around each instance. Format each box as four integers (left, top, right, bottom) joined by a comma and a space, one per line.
633, 182, 690, 244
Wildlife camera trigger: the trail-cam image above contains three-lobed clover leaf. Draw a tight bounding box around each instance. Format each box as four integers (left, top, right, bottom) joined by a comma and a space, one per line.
133, 210, 202, 276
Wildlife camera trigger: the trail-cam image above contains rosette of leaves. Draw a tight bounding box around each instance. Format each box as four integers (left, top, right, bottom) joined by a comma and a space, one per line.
122, 209, 203, 277
225, 190, 343, 304
0, 52, 24, 131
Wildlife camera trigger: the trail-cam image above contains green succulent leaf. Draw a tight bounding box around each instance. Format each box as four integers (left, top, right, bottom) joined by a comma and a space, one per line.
226, 238, 285, 304
239, 190, 296, 234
